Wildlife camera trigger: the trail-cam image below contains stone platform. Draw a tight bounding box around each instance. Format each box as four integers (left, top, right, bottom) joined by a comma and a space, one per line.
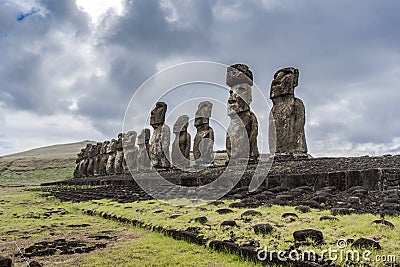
42, 155, 400, 216
43, 155, 400, 191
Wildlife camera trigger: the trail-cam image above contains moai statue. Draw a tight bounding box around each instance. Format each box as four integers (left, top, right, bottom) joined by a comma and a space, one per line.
106, 139, 117, 175
123, 131, 138, 172
80, 144, 91, 177
137, 128, 151, 170
193, 101, 214, 166
86, 144, 95, 177
74, 149, 83, 178
269, 67, 307, 155
93, 142, 102, 176
114, 133, 124, 175
171, 115, 191, 169
149, 102, 171, 169
226, 64, 259, 163
99, 140, 109, 176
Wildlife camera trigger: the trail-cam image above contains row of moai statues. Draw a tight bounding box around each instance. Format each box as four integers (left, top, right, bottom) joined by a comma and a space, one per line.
74, 100, 215, 177
74, 64, 307, 177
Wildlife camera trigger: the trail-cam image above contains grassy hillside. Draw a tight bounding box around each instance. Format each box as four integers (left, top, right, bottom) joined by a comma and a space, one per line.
0, 141, 94, 186
2, 141, 96, 159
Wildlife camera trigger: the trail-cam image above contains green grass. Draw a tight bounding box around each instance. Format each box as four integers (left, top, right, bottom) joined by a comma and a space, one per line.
72, 197, 400, 266
0, 187, 262, 267
0, 157, 74, 185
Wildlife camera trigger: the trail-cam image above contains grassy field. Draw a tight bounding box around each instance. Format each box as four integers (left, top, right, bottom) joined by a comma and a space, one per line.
0, 157, 75, 185
0, 143, 399, 266
0, 187, 261, 267
0, 141, 94, 186
73, 197, 400, 266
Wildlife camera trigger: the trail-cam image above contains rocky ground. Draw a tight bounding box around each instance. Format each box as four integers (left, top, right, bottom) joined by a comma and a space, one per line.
37, 155, 400, 266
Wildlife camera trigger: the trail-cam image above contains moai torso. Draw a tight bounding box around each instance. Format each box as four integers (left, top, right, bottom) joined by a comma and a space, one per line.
123, 131, 138, 172
137, 129, 151, 170
74, 150, 84, 178
99, 141, 109, 176
193, 101, 214, 166
80, 144, 91, 177
171, 115, 191, 169
114, 133, 124, 175
93, 142, 102, 176
225, 64, 259, 162
149, 102, 171, 169
269, 67, 307, 154
106, 139, 117, 175
87, 144, 95, 177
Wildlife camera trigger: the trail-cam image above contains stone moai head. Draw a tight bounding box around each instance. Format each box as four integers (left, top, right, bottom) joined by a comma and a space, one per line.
101, 141, 109, 154
226, 64, 253, 115
270, 67, 299, 100
107, 139, 117, 153
78, 149, 84, 159
173, 115, 189, 134
96, 143, 102, 155
117, 133, 124, 150
150, 102, 167, 127
137, 128, 151, 145
83, 144, 91, 158
89, 144, 97, 157
124, 131, 137, 147
194, 101, 212, 127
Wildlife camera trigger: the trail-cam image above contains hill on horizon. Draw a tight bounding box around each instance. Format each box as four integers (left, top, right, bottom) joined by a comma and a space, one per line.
0, 141, 96, 185
1, 141, 97, 159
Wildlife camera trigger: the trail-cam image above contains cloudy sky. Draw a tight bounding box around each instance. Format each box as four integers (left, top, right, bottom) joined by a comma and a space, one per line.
1, 0, 400, 157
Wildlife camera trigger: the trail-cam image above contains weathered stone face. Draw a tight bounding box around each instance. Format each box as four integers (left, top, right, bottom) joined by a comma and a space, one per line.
87, 144, 96, 176
74, 149, 85, 178
106, 139, 117, 175
194, 101, 214, 166
269, 67, 307, 154
172, 115, 191, 168
173, 115, 189, 133
225, 64, 259, 162
137, 129, 151, 170
99, 141, 109, 176
227, 83, 252, 115
137, 128, 150, 145
149, 102, 171, 169
150, 102, 167, 127
80, 144, 92, 177
93, 142, 102, 176
115, 133, 125, 175
270, 67, 299, 100
123, 131, 138, 172
194, 117, 208, 127
195, 101, 212, 120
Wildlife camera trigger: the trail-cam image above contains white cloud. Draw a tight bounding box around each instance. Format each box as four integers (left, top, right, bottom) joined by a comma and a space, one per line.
75, 0, 123, 23
0, 107, 103, 156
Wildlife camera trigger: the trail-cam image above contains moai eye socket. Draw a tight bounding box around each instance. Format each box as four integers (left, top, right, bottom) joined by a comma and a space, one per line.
236, 86, 246, 94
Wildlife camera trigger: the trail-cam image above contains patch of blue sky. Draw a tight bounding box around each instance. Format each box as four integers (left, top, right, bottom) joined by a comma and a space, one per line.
17, 7, 40, 21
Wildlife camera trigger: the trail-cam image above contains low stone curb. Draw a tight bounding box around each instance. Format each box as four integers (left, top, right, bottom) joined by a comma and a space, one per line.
81, 208, 341, 267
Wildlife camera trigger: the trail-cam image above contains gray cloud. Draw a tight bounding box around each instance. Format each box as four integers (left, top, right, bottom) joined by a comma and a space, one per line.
1, 0, 400, 156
